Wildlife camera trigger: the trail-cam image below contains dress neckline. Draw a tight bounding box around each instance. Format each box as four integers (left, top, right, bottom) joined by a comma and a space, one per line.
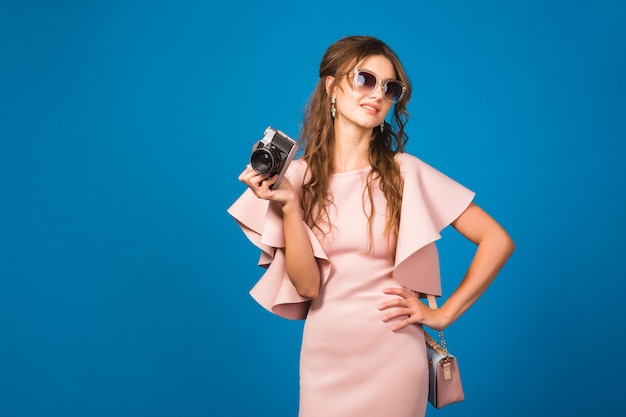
330, 166, 372, 178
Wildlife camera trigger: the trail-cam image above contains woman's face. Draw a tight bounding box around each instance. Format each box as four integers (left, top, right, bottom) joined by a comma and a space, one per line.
328, 54, 398, 131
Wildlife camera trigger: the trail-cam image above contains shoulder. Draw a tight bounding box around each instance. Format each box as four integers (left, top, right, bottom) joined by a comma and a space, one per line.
395, 152, 419, 166
395, 152, 472, 192
285, 158, 309, 185
394, 152, 432, 173
287, 158, 308, 176
289, 158, 308, 170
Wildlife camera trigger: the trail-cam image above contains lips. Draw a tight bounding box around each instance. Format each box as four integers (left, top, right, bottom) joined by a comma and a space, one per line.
361, 103, 380, 113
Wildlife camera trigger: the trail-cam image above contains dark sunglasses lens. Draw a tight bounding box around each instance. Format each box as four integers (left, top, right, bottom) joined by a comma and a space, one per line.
384, 81, 403, 102
355, 70, 377, 92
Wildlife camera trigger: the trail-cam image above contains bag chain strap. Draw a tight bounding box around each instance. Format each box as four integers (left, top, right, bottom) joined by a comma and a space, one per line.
438, 330, 449, 358
427, 295, 451, 359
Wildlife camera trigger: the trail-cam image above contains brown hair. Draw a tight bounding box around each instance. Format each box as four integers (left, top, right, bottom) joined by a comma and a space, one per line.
299, 35, 411, 253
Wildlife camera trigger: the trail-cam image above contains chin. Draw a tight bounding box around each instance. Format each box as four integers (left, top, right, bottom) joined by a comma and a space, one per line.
359, 120, 383, 130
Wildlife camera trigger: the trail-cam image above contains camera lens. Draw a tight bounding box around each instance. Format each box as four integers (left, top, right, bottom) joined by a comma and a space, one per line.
251, 148, 280, 175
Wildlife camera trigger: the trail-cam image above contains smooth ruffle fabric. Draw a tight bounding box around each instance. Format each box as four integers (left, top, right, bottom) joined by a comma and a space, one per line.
226, 161, 326, 320
226, 153, 475, 320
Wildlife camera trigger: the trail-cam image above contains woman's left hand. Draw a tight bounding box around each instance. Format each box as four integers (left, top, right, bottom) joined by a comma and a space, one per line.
378, 288, 448, 332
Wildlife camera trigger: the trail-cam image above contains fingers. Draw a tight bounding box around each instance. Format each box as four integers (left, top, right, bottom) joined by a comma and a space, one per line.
238, 165, 265, 184
380, 305, 421, 332
384, 310, 426, 332
237, 165, 251, 182
377, 298, 402, 312
377, 287, 413, 311
382, 287, 411, 298
389, 318, 413, 332
379, 287, 428, 332
239, 166, 278, 199
379, 303, 419, 322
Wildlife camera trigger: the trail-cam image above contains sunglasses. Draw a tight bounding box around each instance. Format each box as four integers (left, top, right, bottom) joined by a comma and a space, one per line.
352, 68, 406, 103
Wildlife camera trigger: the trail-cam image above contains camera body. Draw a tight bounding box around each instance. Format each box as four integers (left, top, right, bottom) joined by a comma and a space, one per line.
250, 126, 299, 189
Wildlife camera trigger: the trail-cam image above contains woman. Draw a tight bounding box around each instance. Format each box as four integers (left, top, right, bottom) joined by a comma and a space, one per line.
228, 35, 514, 417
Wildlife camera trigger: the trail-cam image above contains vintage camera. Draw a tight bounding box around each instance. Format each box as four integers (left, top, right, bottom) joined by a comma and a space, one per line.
250, 126, 299, 189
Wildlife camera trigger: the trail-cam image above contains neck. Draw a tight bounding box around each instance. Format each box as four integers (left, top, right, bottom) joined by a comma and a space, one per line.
332, 122, 372, 173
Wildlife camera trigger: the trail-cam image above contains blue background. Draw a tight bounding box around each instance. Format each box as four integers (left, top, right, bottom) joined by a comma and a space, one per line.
1, 1, 625, 416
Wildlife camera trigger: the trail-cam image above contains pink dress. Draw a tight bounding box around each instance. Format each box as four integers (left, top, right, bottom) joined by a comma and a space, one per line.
228, 153, 474, 417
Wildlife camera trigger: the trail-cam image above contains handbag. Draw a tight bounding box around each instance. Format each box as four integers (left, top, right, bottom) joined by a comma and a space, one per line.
424, 295, 465, 409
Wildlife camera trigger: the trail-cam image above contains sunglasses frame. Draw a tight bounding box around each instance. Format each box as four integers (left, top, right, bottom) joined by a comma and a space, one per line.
352, 68, 406, 103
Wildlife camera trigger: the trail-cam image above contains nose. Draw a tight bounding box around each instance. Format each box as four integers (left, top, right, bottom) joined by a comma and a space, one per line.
369, 81, 385, 100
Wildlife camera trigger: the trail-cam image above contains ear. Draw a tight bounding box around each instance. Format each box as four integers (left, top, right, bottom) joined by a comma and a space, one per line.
325, 76, 336, 96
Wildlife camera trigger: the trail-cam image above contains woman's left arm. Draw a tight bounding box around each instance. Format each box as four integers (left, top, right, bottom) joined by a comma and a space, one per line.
380, 202, 514, 331
436, 202, 515, 327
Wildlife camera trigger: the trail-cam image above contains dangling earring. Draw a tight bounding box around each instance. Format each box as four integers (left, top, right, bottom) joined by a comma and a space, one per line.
331, 96, 336, 118
380, 121, 385, 132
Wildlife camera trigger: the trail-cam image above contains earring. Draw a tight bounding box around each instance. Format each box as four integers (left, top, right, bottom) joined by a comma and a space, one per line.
331, 96, 336, 118
380, 121, 385, 132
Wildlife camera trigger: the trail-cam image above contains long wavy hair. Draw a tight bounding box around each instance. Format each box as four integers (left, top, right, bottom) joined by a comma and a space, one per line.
299, 36, 412, 252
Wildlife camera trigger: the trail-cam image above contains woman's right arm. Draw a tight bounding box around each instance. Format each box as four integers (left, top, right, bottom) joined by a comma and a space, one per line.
238, 166, 321, 299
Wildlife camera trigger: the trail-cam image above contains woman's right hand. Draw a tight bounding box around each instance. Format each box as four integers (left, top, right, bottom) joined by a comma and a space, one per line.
238, 165, 297, 207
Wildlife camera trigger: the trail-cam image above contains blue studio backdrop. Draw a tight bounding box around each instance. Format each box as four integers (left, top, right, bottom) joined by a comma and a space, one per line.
1, 1, 625, 416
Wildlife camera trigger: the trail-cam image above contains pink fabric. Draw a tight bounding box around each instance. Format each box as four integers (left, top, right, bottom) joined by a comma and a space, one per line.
227, 153, 474, 417
227, 161, 327, 319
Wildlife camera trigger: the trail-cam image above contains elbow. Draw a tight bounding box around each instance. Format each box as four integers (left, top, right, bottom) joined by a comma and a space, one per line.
296, 276, 320, 300
484, 229, 515, 261
295, 276, 320, 300
501, 233, 516, 259
297, 285, 319, 300
508, 238, 516, 257
288, 266, 320, 300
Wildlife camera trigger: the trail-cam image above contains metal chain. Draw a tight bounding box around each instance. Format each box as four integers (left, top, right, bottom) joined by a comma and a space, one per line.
438, 330, 449, 358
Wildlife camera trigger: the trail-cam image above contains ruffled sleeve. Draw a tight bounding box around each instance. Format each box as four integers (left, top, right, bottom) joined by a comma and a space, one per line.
226, 160, 329, 320
393, 153, 475, 297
